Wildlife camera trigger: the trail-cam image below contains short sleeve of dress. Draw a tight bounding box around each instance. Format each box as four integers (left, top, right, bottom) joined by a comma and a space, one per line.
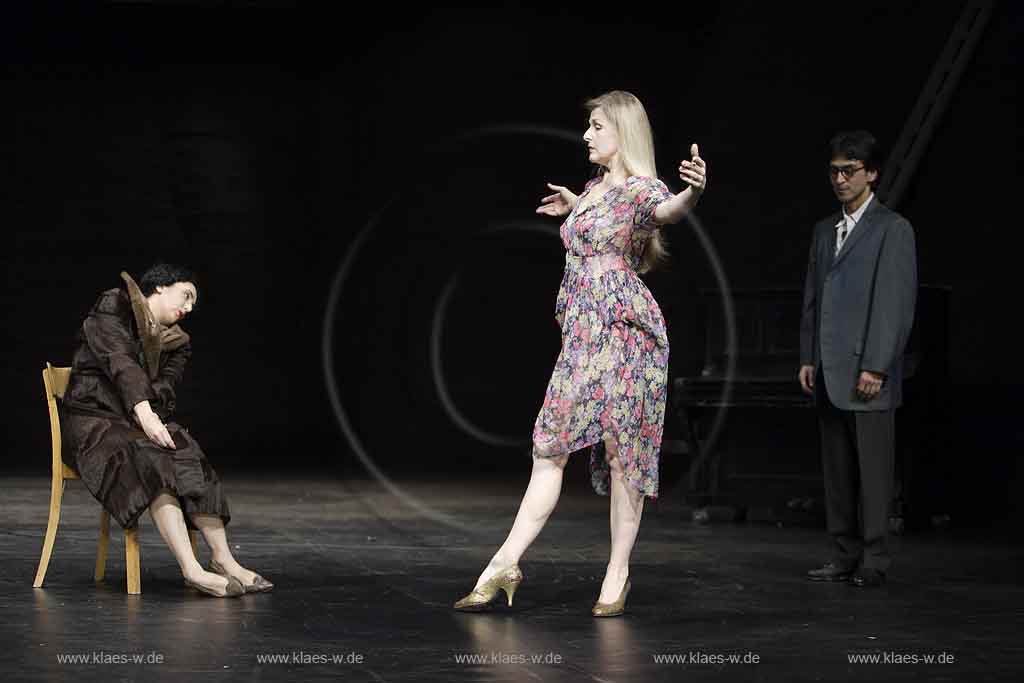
628, 176, 673, 230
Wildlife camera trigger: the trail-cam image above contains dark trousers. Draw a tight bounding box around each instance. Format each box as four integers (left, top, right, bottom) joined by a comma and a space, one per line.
817, 375, 895, 572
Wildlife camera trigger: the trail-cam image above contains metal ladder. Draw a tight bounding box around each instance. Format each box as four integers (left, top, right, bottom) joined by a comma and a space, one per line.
878, 0, 995, 208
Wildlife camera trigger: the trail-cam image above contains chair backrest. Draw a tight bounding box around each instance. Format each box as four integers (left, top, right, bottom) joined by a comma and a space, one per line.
42, 363, 76, 480
43, 363, 70, 400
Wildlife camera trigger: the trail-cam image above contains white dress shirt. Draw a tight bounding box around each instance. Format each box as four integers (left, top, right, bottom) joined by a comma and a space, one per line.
835, 192, 874, 256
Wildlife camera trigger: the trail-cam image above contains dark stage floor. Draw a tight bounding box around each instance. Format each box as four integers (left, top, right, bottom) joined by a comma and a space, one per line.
3, 468, 1022, 682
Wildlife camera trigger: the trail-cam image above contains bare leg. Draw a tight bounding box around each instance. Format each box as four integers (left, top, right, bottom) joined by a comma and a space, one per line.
599, 438, 644, 603
148, 493, 230, 594
475, 452, 569, 589
191, 513, 259, 585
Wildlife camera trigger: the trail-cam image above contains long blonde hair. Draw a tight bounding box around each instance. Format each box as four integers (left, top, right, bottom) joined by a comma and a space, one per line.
585, 90, 668, 273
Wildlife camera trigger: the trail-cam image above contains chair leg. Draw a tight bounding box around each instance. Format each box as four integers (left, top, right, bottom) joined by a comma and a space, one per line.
125, 527, 141, 595
94, 510, 110, 583
33, 476, 65, 588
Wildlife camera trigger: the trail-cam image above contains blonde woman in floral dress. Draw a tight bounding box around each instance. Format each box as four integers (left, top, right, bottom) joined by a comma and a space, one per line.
454, 91, 708, 616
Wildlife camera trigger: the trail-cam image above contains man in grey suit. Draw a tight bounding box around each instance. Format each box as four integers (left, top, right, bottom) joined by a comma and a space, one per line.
798, 130, 918, 588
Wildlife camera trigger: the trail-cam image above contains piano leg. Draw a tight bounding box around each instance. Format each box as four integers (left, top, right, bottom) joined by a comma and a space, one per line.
681, 405, 714, 507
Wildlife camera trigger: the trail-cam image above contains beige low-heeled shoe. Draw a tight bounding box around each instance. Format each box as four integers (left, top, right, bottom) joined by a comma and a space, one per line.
592, 579, 631, 617
184, 573, 245, 598
209, 558, 274, 593
454, 565, 523, 611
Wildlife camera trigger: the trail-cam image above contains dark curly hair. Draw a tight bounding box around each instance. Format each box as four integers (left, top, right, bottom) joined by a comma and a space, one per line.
138, 263, 199, 297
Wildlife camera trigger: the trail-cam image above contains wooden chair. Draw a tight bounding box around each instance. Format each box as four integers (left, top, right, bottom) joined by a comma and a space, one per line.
33, 362, 197, 594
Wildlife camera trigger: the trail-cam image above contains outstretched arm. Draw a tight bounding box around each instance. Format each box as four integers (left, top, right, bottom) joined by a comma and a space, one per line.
655, 143, 707, 225
536, 183, 579, 217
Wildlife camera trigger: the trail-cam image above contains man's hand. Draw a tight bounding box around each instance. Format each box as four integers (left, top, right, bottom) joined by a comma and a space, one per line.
798, 364, 816, 395
856, 370, 885, 401
133, 400, 175, 449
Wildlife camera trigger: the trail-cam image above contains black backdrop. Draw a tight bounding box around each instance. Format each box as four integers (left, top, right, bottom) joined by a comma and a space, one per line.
3, 2, 1020, 521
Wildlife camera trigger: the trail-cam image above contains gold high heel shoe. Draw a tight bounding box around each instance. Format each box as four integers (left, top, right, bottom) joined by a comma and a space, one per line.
592, 578, 631, 617
453, 565, 523, 611
209, 558, 274, 593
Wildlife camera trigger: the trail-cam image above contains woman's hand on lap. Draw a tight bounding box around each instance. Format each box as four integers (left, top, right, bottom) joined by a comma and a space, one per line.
134, 400, 176, 449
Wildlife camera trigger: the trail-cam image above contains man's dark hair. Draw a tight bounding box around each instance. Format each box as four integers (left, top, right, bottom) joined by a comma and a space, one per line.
138, 263, 198, 296
828, 130, 883, 187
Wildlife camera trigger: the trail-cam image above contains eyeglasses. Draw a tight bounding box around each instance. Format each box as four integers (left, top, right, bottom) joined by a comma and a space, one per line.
828, 164, 865, 179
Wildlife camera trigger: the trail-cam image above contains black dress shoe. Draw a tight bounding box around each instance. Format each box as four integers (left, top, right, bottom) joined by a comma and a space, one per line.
807, 562, 853, 582
850, 568, 886, 587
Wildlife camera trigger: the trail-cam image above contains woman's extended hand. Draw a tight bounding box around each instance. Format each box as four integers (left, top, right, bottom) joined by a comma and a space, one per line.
535, 183, 578, 217
678, 143, 707, 194
133, 400, 176, 449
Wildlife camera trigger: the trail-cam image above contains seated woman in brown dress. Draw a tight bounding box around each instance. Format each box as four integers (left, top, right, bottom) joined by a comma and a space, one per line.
60, 264, 272, 597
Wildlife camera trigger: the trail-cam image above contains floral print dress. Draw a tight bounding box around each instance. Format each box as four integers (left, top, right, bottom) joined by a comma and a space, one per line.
532, 174, 674, 498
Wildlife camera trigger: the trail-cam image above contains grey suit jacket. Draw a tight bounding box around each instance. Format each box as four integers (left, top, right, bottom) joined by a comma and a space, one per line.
799, 198, 918, 411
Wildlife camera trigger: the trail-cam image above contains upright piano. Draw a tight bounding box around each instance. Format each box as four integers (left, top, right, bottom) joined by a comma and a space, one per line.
672, 286, 951, 526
